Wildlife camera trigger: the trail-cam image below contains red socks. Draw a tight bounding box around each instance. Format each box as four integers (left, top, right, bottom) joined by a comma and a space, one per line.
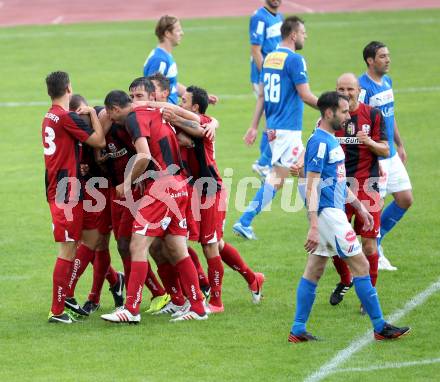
175, 256, 205, 315
187, 246, 210, 289
51, 257, 73, 315
219, 242, 255, 285
145, 261, 166, 298
87, 249, 111, 304
207, 256, 224, 307
332, 255, 352, 285
67, 244, 95, 298
367, 252, 379, 287
125, 261, 148, 315
157, 262, 185, 306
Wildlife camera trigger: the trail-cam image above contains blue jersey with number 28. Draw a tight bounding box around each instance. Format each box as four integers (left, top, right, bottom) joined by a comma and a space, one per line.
261, 47, 308, 131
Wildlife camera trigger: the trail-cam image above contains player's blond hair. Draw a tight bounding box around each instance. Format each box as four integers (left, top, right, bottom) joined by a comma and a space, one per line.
155, 15, 179, 42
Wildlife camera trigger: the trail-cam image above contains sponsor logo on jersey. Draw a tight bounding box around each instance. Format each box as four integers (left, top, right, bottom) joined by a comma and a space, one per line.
336, 137, 361, 144
263, 52, 288, 69
328, 145, 345, 163
266, 21, 282, 38
346, 122, 356, 135
345, 230, 357, 242
362, 124, 371, 134
369, 89, 394, 108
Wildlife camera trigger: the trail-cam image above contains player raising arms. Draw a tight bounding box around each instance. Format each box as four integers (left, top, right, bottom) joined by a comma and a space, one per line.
288, 91, 409, 342
359, 41, 413, 271
329, 73, 389, 309
100, 88, 207, 323
43, 71, 105, 324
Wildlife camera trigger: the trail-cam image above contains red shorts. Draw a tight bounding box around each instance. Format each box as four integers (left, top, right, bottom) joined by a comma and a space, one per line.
186, 185, 200, 242
49, 201, 83, 242
97, 187, 112, 235
133, 183, 188, 238
345, 188, 381, 238
199, 191, 226, 245
111, 187, 139, 241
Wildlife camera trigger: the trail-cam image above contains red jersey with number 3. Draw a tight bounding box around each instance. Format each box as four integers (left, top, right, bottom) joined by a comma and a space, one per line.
42, 104, 93, 202
125, 106, 183, 179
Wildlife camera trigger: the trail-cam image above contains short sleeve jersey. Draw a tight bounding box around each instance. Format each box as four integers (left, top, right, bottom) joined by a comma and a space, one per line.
261, 47, 308, 130
335, 102, 387, 183
42, 104, 93, 202
125, 106, 183, 180
305, 128, 347, 213
249, 7, 283, 58
358, 73, 395, 158
143, 47, 178, 105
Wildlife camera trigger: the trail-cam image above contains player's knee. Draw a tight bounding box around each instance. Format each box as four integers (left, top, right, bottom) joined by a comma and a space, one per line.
349, 254, 370, 276
395, 191, 413, 209
362, 240, 377, 257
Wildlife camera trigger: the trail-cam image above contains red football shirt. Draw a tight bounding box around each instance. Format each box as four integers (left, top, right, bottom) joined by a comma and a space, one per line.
335, 103, 387, 183
42, 104, 93, 202
125, 106, 183, 181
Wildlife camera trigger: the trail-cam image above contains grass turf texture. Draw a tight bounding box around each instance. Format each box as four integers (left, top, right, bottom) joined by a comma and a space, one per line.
1, 8, 440, 382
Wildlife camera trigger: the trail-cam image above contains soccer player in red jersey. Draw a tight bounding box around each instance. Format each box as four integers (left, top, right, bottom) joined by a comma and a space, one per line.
164, 86, 266, 308
43, 71, 105, 324
329, 73, 389, 309
65, 94, 124, 315
100, 87, 207, 323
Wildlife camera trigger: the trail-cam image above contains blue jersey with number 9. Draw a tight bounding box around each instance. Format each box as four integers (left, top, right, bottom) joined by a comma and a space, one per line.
260, 47, 308, 131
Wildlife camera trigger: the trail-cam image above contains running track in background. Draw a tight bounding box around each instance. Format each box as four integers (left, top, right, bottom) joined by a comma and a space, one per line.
0, 0, 439, 27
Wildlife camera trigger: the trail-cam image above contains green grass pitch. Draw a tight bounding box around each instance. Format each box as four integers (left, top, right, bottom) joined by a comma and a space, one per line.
0, 8, 440, 382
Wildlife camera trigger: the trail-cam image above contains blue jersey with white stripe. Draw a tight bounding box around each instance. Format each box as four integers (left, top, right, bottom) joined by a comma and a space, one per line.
249, 7, 283, 84
261, 47, 308, 131
305, 128, 347, 212
358, 73, 396, 158
143, 47, 178, 104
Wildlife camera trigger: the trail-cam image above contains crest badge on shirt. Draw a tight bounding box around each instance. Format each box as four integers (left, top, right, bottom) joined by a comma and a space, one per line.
362, 124, 371, 135
346, 122, 356, 136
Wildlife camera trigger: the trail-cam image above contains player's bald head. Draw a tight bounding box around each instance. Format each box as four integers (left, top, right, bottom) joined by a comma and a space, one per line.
336, 73, 359, 88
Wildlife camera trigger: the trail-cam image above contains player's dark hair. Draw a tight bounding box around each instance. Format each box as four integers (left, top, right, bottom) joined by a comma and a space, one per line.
155, 15, 179, 42
104, 90, 132, 109
69, 94, 88, 111
186, 86, 209, 114
148, 72, 170, 93
129, 77, 155, 94
281, 16, 304, 40
317, 91, 349, 117
363, 41, 387, 66
46, 71, 70, 99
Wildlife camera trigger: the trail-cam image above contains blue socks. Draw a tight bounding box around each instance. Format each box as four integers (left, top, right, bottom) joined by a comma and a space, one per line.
291, 277, 317, 335
353, 275, 385, 332
239, 182, 277, 227
378, 201, 407, 245
257, 131, 272, 167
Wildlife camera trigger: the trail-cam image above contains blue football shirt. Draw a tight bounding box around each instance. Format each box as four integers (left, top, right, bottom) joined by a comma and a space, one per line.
249, 7, 283, 84
358, 73, 396, 158
261, 47, 308, 131
143, 47, 178, 104
305, 128, 347, 212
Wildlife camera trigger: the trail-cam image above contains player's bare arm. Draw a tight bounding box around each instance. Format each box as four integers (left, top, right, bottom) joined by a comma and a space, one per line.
97, 109, 114, 136
296, 83, 318, 109
251, 44, 264, 72
203, 118, 218, 141
356, 131, 390, 157
244, 83, 264, 145
116, 136, 151, 198
393, 118, 407, 164
304, 171, 320, 254
163, 108, 204, 137
77, 106, 106, 148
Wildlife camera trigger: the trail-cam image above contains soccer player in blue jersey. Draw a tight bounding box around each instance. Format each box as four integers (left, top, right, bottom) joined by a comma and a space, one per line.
234, 16, 318, 240
143, 15, 218, 105
245, 0, 283, 177
288, 91, 410, 342
359, 41, 413, 271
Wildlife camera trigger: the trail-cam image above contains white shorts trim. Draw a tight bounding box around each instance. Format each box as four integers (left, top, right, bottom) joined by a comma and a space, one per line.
268, 130, 303, 168
314, 208, 362, 258
379, 154, 412, 198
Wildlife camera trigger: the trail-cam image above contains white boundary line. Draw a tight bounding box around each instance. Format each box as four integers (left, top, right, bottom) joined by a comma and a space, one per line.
303, 277, 440, 382
1, 86, 439, 108
336, 358, 440, 373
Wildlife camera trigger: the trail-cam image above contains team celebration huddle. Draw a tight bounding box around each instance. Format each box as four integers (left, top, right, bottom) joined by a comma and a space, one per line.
42, 0, 413, 343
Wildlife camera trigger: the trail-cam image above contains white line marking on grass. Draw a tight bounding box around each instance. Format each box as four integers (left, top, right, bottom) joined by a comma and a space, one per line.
303, 277, 440, 382
51, 16, 64, 24
0, 275, 31, 281
336, 358, 440, 373
2, 86, 440, 108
